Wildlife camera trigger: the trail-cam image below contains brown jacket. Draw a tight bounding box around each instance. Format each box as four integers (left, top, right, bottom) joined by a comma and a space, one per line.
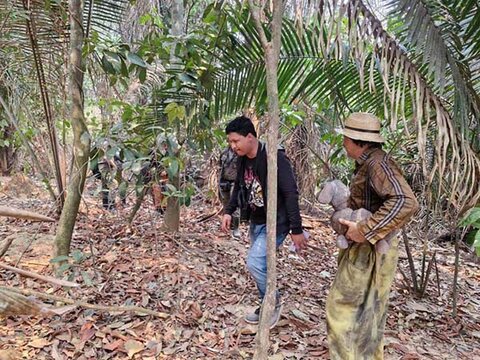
349, 148, 418, 244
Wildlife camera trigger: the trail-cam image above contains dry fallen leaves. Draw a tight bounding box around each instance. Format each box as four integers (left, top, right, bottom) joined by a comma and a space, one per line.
124, 339, 144, 358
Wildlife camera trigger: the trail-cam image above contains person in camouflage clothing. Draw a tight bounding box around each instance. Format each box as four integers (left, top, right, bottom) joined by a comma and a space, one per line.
90, 145, 126, 210
219, 146, 240, 238
326, 113, 418, 359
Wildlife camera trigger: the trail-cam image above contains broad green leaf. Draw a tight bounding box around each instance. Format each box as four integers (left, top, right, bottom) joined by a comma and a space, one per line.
57, 263, 71, 274
101, 55, 116, 75
168, 159, 179, 177
127, 52, 147, 68
106, 147, 118, 158
50, 255, 70, 263
460, 207, 480, 227
139, 67, 147, 83
71, 250, 84, 263
164, 183, 177, 194
81, 271, 93, 286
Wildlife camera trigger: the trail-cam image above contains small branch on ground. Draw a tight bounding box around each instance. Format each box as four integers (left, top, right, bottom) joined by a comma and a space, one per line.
0, 286, 169, 318
195, 207, 222, 223
0, 206, 55, 222
0, 237, 14, 258
0, 262, 79, 288
166, 234, 211, 259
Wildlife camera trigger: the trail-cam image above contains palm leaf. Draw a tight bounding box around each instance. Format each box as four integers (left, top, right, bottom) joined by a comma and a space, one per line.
142, 2, 479, 211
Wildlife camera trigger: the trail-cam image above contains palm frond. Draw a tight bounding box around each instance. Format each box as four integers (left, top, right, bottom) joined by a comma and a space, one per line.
142, 1, 480, 211
334, 0, 480, 212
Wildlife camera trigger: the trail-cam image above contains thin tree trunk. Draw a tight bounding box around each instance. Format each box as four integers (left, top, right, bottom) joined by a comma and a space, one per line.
164, 174, 180, 231
54, 0, 91, 257
452, 227, 460, 316
22, 0, 65, 207
163, 0, 184, 232
248, 1, 285, 358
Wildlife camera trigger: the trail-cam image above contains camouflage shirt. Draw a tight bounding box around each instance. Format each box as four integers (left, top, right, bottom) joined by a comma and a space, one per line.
350, 148, 418, 245
219, 147, 238, 182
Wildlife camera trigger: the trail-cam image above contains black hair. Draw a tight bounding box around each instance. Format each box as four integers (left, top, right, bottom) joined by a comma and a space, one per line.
225, 116, 257, 138
351, 138, 383, 149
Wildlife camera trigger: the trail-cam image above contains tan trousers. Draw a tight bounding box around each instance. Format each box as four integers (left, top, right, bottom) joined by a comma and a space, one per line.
326, 237, 399, 360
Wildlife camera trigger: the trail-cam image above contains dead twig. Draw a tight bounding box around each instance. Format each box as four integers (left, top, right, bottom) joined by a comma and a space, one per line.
0, 286, 169, 318
0, 287, 46, 317
0, 206, 55, 222
166, 234, 211, 258
196, 207, 222, 223
434, 255, 441, 296
402, 229, 418, 293
0, 262, 79, 288
0, 236, 14, 258
420, 251, 436, 297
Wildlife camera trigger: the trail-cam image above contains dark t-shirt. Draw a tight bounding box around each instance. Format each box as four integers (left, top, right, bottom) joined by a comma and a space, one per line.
244, 157, 266, 224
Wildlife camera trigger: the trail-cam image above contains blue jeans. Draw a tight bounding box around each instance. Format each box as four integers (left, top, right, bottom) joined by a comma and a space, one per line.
246, 223, 288, 300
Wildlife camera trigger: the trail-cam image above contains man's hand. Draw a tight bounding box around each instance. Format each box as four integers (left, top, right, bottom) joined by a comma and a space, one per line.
338, 218, 367, 243
221, 214, 232, 232
290, 232, 307, 253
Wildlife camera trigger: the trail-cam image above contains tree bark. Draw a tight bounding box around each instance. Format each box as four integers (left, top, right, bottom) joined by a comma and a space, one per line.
0, 288, 43, 317
54, 0, 91, 257
164, 173, 180, 231
247, 1, 285, 358
163, 0, 184, 232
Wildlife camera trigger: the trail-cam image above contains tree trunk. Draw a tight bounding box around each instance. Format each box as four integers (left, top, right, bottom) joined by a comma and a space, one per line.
0, 87, 16, 176
0, 125, 16, 176
163, 0, 184, 232
248, 1, 285, 359
163, 174, 180, 231
54, 0, 91, 257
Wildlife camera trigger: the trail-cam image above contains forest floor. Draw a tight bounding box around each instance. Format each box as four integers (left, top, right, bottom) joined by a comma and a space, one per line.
1, 173, 480, 360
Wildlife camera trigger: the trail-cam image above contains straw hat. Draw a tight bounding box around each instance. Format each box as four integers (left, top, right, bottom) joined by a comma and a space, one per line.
337, 112, 385, 143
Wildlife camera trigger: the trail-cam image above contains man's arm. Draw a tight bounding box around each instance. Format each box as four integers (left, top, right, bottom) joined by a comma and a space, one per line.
357, 158, 418, 244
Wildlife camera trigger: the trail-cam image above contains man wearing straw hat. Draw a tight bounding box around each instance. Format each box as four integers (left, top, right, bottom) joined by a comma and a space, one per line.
326, 113, 418, 359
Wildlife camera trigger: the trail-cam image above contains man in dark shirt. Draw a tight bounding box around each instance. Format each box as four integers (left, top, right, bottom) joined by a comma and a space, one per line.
221, 116, 307, 328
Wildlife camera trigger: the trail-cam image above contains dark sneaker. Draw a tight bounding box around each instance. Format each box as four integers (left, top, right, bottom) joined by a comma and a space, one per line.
244, 302, 283, 328
244, 306, 260, 324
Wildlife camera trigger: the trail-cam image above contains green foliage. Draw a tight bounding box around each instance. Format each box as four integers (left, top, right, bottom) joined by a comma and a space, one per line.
164, 103, 186, 124
459, 207, 480, 256
162, 182, 195, 206
84, 33, 148, 87
0, 115, 21, 150
50, 250, 93, 285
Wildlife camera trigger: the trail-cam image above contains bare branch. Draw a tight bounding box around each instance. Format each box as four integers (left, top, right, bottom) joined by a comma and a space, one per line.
0, 206, 55, 222
0, 286, 170, 318
0, 262, 79, 288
